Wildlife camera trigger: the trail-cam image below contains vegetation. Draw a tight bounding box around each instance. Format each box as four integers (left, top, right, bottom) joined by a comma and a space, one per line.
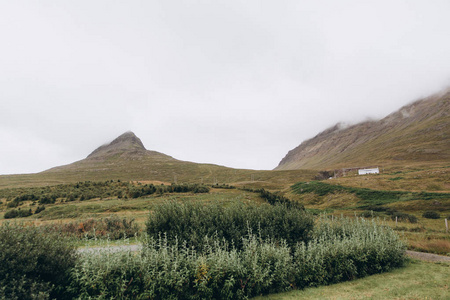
292, 181, 450, 206
422, 211, 441, 219
0, 201, 406, 299
72, 213, 405, 299
0, 223, 78, 300
146, 201, 313, 251
0, 181, 210, 208
4, 208, 32, 219
41, 216, 140, 240
290, 180, 450, 256
253, 260, 450, 300
241, 188, 303, 209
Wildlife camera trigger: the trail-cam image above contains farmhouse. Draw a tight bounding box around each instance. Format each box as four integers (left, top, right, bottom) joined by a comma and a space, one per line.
358, 167, 380, 175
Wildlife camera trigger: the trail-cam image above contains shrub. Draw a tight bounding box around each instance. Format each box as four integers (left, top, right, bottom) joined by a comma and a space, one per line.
74, 216, 406, 299
72, 234, 294, 299
0, 223, 78, 299
41, 216, 140, 240
146, 201, 314, 251
34, 205, 45, 214
422, 211, 440, 219
293, 217, 406, 288
4, 208, 32, 219
390, 211, 418, 223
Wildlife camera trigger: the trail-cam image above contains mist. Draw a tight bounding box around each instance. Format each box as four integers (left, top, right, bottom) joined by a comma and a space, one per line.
1, 0, 450, 174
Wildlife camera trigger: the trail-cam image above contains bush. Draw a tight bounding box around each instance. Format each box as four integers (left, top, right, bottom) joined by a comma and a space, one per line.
41, 216, 140, 240
74, 216, 406, 299
422, 211, 441, 219
390, 211, 418, 223
146, 201, 314, 251
72, 234, 294, 299
293, 217, 407, 288
4, 208, 32, 219
0, 223, 78, 299
34, 206, 45, 214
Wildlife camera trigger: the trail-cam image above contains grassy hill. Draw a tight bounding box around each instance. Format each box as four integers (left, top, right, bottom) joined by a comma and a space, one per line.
276, 88, 450, 170
0, 131, 315, 189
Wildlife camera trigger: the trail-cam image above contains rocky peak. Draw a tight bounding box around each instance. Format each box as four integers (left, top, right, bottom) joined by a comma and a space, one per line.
87, 131, 146, 158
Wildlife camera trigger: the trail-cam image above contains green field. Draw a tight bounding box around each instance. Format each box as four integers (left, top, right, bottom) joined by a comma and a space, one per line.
1, 162, 449, 299
254, 259, 450, 300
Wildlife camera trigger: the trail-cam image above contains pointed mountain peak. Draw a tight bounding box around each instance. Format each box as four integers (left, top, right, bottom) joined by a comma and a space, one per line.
110, 131, 146, 150
87, 131, 146, 158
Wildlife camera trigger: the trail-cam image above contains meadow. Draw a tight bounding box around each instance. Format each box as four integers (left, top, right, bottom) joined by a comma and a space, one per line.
1, 202, 406, 299
0, 165, 449, 299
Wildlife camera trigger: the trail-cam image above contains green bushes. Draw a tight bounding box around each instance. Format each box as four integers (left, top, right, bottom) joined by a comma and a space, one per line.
0, 223, 78, 300
72, 234, 294, 299
422, 211, 440, 219
293, 217, 406, 288
73, 215, 406, 299
292, 181, 450, 205
0, 181, 211, 209
240, 187, 302, 208
42, 216, 140, 240
4, 208, 32, 219
146, 201, 314, 250
1, 202, 406, 299
390, 212, 418, 223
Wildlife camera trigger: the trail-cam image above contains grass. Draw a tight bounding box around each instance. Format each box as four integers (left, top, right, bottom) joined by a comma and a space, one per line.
291, 181, 450, 207
253, 259, 450, 300
289, 179, 450, 256
0, 157, 316, 190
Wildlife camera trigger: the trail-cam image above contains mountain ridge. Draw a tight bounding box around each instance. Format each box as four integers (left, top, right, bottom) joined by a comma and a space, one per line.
276, 88, 450, 170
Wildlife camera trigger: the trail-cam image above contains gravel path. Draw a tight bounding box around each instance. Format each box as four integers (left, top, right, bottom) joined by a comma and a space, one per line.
78, 244, 142, 254
406, 250, 450, 262
78, 245, 450, 263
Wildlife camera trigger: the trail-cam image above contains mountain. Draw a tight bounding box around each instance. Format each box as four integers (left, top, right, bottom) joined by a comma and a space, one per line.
42, 131, 229, 182
87, 131, 148, 159
276, 88, 450, 170
0, 131, 315, 189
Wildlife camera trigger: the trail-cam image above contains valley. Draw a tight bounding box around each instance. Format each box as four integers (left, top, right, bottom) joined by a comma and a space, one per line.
0, 88, 449, 299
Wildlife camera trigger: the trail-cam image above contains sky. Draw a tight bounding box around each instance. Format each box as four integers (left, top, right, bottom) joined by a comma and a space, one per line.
1, 0, 450, 175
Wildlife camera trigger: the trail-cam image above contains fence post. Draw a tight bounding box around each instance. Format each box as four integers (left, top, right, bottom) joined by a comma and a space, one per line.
395, 216, 398, 227
446, 218, 448, 233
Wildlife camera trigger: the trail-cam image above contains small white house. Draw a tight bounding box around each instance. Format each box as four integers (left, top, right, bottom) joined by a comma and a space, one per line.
358, 168, 379, 175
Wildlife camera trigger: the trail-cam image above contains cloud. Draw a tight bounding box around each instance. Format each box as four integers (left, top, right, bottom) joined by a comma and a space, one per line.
1, 0, 450, 173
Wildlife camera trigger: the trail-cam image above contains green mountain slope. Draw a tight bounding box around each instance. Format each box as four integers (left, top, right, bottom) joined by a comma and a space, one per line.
276, 89, 450, 170
0, 132, 315, 188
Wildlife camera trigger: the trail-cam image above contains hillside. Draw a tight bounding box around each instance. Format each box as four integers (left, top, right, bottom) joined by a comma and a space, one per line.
0, 131, 315, 189
276, 89, 450, 170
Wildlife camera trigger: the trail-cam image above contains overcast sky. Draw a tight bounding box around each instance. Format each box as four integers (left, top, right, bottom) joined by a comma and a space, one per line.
1, 0, 450, 175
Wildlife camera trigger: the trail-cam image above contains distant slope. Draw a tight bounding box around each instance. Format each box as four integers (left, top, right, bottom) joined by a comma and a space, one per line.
0, 132, 315, 188
276, 89, 450, 170
40, 131, 241, 183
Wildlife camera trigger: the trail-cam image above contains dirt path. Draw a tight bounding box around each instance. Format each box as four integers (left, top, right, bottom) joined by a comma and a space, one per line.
406, 250, 450, 262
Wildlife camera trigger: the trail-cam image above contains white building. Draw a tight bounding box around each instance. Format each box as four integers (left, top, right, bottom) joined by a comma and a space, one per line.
358, 167, 379, 175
